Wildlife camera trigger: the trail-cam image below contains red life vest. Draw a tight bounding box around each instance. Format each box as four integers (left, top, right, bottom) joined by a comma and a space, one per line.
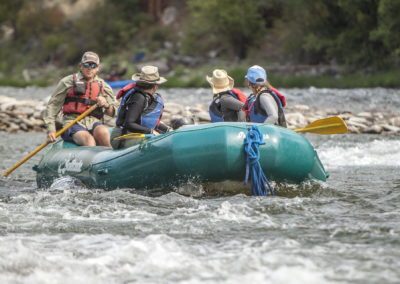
270, 87, 286, 107
243, 87, 286, 117
231, 88, 247, 103
63, 74, 104, 119
116, 82, 136, 99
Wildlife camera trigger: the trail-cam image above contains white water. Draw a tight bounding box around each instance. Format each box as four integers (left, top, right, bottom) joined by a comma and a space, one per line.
319, 138, 400, 168
0, 233, 331, 284
0, 86, 399, 284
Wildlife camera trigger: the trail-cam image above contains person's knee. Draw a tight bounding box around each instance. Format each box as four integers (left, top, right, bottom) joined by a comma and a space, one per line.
73, 131, 96, 146
94, 125, 112, 147
94, 125, 110, 138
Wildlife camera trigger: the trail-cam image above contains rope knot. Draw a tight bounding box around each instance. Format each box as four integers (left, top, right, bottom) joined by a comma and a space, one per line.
244, 126, 275, 196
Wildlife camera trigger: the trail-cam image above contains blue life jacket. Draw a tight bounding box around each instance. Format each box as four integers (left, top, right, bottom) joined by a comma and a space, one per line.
209, 90, 242, 123
116, 87, 164, 130
246, 90, 287, 127
141, 94, 164, 129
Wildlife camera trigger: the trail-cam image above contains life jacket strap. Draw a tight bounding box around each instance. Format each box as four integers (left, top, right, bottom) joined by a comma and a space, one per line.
63, 97, 97, 105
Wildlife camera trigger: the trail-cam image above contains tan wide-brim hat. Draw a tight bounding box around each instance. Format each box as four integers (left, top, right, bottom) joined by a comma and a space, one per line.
206, 69, 234, 94
132, 65, 167, 84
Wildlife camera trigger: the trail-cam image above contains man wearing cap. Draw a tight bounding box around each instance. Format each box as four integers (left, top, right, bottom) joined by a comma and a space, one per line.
206, 69, 247, 122
110, 65, 170, 149
244, 65, 287, 127
43, 51, 117, 146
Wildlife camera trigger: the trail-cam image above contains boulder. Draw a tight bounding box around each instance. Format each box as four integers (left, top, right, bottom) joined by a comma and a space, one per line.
389, 117, 400, 127
381, 125, 400, 133
196, 111, 211, 122
165, 102, 185, 115
285, 112, 306, 127
347, 116, 370, 125
364, 125, 383, 134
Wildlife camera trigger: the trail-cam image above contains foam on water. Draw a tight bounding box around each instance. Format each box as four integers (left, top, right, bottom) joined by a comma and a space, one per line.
318, 139, 400, 168
0, 181, 398, 283
0, 233, 335, 284
0, 88, 399, 283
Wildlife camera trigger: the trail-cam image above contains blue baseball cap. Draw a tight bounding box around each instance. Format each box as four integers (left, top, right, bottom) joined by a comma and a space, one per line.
245, 65, 267, 85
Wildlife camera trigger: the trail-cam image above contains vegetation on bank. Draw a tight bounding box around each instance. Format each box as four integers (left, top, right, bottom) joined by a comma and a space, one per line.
0, 0, 399, 88
164, 67, 400, 89
2, 67, 400, 89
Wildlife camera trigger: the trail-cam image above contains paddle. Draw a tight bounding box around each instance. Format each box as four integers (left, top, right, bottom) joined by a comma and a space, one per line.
113, 132, 153, 141
2, 104, 99, 177
113, 117, 348, 140
294, 116, 348, 135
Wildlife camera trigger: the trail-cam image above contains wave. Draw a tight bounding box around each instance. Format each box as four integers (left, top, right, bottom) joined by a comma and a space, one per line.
318, 139, 400, 168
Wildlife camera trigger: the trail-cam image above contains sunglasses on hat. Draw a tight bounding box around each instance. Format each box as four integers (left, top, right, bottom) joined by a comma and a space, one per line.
82, 62, 98, 69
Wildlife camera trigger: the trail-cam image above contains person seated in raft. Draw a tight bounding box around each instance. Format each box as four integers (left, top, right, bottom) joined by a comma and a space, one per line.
43, 51, 117, 146
243, 65, 287, 127
206, 69, 247, 122
110, 65, 171, 149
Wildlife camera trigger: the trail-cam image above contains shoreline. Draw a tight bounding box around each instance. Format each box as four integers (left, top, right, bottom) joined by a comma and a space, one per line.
2, 66, 400, 89
0, 95, 399, 135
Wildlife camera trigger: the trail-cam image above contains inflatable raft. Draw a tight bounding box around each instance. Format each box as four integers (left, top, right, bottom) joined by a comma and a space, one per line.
106, 80, 134, 89
34, 122, 328, 191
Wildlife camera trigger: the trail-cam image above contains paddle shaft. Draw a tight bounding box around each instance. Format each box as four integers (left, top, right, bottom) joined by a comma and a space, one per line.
113, 132, 153, 140
2, 104, 98, 177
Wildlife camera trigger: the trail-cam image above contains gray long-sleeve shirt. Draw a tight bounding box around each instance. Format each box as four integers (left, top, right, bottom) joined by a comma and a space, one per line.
258, 93, 279, 124
219, 94, 246, 122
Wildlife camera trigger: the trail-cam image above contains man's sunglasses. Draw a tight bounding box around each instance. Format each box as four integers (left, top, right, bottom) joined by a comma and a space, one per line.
82, 62, 98, 69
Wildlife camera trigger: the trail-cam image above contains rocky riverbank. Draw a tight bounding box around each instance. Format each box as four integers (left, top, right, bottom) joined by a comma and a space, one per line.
0, 95, 399, 134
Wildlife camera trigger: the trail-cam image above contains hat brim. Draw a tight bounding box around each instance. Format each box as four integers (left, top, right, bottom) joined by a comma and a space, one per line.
206, 75, 234, 94
82, 60, 99, 64
132, 73, 167, 84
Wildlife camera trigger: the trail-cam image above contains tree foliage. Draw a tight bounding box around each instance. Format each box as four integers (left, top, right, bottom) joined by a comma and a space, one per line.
0, 0, 399, 77
281, 0, 399, 68
183, 0, 267, 60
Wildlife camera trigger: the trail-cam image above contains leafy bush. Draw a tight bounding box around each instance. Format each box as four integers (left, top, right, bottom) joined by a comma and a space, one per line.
183, 0, 267, 60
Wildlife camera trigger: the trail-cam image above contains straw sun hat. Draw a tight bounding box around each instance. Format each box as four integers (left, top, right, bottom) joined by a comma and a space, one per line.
206, 69, 234, 94
132, 65, 167, 84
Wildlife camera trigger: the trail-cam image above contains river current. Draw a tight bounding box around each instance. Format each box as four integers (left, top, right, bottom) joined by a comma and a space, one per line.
0, 87, 399, 283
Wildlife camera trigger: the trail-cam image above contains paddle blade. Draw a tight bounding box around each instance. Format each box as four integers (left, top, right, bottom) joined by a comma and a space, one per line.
294, 116, 348, 135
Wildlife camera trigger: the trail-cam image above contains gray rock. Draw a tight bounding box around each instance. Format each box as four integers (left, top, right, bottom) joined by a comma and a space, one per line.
161, 6, 178, 26
381, 125, 400, 132
285, 113, 306, 127
364, 125, 383, 134
348, 116, 370, 125
165, 102, 185, 115
196, 111, 211, 122
389, 117, 400, 127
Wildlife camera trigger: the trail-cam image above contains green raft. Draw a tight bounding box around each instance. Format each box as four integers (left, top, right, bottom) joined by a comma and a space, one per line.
34, 122, 328, 191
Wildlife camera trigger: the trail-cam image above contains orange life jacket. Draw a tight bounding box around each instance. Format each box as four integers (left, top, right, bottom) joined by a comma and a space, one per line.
63, 74, 104, 119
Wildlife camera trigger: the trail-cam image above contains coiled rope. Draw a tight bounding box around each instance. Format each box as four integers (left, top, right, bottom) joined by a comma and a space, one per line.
244, 126, 275, 196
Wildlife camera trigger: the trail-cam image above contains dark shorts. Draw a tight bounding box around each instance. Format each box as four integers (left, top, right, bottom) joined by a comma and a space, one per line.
61, 122, 103, 143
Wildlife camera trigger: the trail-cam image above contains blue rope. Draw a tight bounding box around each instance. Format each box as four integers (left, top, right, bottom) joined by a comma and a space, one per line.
244, 126, 275, 196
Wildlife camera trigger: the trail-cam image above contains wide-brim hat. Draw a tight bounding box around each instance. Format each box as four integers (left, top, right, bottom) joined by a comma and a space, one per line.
206, 69, 234, 94
132, 65, 167, 84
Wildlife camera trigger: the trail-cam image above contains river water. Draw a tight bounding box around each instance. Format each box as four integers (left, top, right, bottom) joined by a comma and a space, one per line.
0, 87, 399, 283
